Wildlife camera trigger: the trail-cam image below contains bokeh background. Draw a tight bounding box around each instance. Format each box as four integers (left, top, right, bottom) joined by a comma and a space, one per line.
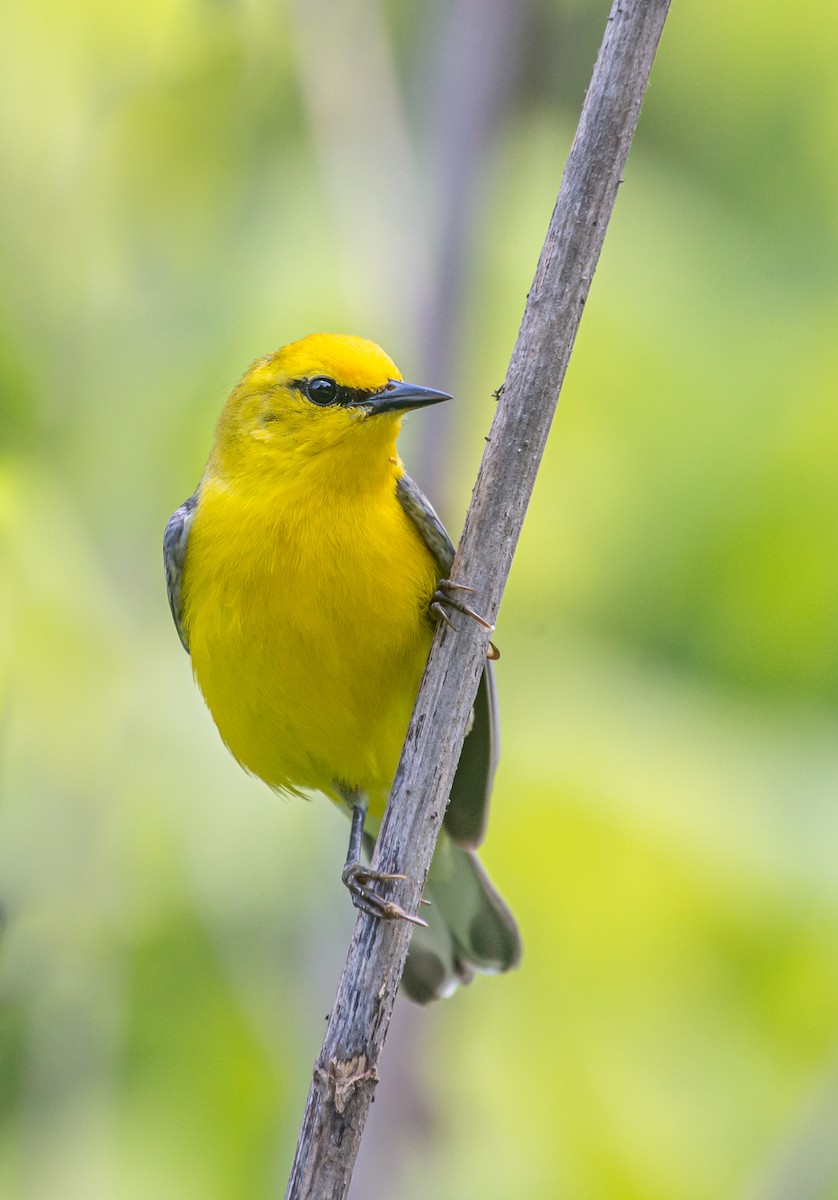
2, 0, 838, 1197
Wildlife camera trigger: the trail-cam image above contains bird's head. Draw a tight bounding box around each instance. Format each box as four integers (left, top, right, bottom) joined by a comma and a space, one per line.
209, 333, 450, 484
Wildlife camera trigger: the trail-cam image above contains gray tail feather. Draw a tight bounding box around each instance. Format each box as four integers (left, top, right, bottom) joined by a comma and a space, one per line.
402, 834, 521, 1005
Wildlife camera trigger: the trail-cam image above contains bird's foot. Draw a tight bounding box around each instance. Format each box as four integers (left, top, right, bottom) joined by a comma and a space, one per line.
431, 579, 500, 659
341, 861, 428, 927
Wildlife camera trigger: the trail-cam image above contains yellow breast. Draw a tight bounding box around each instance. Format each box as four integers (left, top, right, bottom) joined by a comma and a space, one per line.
181, 460, 438, 815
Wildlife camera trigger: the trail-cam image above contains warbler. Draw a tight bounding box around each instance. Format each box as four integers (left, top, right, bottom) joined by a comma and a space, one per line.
164, 333, 520, 1002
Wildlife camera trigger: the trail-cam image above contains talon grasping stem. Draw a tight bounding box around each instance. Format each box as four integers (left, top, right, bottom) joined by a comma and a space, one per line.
430, 600, 456, 630
431, 578, 495, 632
342, 802, 428, 928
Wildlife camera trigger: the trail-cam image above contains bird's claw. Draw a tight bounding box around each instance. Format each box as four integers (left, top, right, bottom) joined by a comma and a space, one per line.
341, 861, 428, 928
431, 579, 499, 659
430, 600, 456, 630
431, 579, 494, 631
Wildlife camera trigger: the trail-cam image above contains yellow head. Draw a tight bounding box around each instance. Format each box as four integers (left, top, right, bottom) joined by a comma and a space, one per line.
208, 333, 450, 486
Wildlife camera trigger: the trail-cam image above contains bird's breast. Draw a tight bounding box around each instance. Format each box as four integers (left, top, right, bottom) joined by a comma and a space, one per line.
182, 470, 438, 802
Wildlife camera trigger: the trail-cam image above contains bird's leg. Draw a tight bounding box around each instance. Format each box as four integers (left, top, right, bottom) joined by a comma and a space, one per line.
431, 579, 500, 660
341, 797, 428, 927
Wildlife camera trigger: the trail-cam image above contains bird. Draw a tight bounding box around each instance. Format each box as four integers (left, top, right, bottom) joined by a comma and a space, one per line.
164, 333, 520, 1002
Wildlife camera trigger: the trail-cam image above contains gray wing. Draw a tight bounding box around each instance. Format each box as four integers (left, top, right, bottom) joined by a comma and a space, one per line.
163, 491, 198, 653
395, 472, 455, 575
396, 473, 499, 848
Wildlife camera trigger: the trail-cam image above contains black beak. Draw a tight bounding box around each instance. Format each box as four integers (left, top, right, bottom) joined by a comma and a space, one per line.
362, 379, 452, 416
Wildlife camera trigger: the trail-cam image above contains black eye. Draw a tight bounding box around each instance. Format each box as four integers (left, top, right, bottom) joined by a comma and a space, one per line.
307, 376, 339, 406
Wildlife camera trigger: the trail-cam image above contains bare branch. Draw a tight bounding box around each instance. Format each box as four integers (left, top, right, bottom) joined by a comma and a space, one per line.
285, 2, 671, 1196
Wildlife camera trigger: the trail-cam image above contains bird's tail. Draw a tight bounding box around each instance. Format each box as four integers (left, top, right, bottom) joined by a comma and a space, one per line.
402, 832, 521, 1004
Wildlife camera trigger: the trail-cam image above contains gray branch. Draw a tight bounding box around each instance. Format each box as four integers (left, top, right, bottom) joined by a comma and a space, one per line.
285, 2, 671, 1196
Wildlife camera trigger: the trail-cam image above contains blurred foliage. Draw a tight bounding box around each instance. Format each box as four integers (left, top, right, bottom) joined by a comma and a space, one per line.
2, 1, 838, 1198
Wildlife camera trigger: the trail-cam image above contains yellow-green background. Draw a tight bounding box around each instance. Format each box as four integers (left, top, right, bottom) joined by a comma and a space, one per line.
2, 1, 838, 1197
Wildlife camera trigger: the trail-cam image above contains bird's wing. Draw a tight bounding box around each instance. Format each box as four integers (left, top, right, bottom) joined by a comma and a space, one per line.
395, 472, 455, 575
396, 473, 499, 848
163, 491, 198, 653
444, 659, 499, 848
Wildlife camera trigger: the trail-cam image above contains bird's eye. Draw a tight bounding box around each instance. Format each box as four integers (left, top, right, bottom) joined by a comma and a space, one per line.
307, 376, 339, 406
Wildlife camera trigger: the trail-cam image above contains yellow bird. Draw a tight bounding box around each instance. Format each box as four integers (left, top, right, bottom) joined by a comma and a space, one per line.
164, 333, 520, 1002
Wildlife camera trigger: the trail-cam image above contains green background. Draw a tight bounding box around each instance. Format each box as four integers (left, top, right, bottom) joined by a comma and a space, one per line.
3, 1, 838, 1197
